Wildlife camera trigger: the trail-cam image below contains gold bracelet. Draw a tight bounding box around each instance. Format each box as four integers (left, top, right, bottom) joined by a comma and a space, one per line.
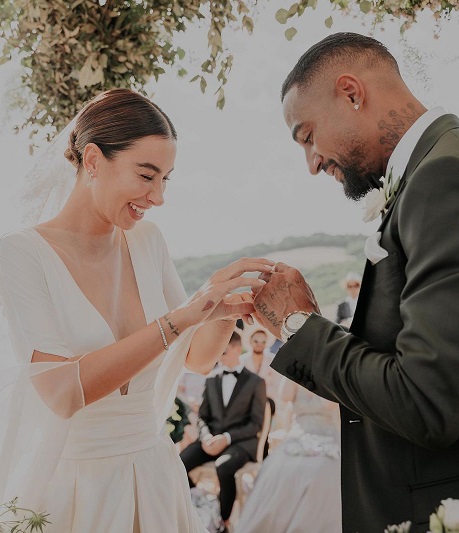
155, 318, 169, 351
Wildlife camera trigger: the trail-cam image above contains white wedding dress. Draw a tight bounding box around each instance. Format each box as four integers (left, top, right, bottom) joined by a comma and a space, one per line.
0, 221, 207, 533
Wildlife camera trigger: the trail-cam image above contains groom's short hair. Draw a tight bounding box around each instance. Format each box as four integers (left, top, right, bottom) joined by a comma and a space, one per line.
281, 32, 400, 101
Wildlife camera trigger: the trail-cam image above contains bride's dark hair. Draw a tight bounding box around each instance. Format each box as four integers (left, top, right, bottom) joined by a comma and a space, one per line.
64, 88, 176, 170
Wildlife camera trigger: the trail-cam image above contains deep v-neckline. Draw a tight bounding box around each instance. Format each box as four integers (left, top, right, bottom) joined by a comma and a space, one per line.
28, 227, 148, 394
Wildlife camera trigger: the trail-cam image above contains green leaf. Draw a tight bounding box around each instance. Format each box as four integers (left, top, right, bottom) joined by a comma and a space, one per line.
190, 75, 200, 83
275, 8, 290, 24
325, 15, 333, 28
177, 68, 187, 77
288, 3, 299, 16
216, 88, 225, 109
359, 0, 372, 14
200, 77, 207, 94
177, 47, 185, 60
285, 27, 297, 41
242, 15, 254, 33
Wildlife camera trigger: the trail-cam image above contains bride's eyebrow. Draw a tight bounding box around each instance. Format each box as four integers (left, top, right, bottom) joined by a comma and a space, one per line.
136, 162, 175, 174
137, 162, 161, 173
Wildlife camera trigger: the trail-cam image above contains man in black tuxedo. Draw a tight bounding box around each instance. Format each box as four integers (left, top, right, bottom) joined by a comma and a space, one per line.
252, 32, 459, 533
180, 330, 266, 531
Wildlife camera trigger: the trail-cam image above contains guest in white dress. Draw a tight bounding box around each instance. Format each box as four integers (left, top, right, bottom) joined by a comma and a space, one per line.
0, 88, 274, 533
234, 378, 341, 533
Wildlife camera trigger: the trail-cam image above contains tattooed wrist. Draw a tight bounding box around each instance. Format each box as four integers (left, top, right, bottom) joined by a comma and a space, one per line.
202, 300, 214, 312
255, 302, 282, 329
164, 314, 180, 337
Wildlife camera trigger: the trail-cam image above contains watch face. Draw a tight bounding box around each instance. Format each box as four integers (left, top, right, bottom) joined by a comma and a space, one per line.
286, 312, 307, 330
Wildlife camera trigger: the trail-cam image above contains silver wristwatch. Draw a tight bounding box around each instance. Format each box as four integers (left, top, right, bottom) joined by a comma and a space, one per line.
280, 311, 312, 343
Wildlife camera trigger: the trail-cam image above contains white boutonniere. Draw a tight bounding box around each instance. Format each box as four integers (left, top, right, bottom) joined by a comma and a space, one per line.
429, 498, 459, 533
363, 169, 401, 223
384, 521, 411, 533
382, 497, 459, 533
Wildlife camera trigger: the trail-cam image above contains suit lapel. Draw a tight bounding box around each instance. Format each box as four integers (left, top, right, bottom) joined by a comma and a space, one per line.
378, 114, 459, 235
352, 114, 459, 332
209, 374, 225, 414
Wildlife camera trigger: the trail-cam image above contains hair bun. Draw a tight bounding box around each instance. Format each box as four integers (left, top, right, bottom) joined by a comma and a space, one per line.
64, 130, 81, 168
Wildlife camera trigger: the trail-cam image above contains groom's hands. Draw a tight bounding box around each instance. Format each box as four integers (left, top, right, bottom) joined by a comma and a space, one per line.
252, 262, 320, 338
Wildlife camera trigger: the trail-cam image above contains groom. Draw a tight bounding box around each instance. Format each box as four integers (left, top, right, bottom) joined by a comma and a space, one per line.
252, 32, 459, 533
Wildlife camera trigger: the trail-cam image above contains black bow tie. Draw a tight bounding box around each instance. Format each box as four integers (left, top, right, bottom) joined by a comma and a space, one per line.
223, 370, 240, 377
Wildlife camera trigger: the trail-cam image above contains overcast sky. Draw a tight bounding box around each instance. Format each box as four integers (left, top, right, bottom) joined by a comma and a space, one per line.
1, 1, 458, 258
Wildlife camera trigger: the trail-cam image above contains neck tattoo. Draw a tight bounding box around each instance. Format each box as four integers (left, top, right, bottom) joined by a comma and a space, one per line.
378, 103, 421, 153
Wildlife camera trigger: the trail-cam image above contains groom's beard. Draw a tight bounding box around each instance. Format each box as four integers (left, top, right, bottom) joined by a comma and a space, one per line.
325, 139, 382, 201
342, 166, 382, 201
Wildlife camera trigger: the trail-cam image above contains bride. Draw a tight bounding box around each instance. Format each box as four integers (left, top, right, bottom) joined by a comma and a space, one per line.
0, 88, 274, 532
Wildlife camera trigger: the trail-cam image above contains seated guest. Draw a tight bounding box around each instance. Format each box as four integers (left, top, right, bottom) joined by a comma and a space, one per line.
180, 331, 266, 533
241, 327, 282, 446
335, 271, 362, 327
234, 378, 341, 533
241, 327, 282, 405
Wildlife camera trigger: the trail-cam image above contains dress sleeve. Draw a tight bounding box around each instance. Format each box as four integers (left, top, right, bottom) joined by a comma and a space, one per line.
157, 227, 188, 308
0, 231, 73, 362
140, 223, 199, 427
0, 232, 85, 509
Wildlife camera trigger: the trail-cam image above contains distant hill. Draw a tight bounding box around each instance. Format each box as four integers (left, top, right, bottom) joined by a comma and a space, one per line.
174, 233, 367, 317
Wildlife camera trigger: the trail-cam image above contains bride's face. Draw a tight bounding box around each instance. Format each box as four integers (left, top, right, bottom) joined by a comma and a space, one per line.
90, 135, 176, 230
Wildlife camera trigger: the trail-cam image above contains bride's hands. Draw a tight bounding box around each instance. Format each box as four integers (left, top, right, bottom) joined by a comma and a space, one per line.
206, 290, 254, 325
182, 257, 275, 327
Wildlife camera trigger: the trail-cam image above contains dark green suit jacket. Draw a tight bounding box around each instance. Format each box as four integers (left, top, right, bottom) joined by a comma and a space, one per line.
272, 114, 459, 533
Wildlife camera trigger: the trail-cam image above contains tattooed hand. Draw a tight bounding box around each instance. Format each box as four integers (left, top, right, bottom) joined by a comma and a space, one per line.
252, 262, 320, 338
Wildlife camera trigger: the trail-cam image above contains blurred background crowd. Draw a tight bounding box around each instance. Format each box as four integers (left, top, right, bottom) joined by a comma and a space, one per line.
168, 272, 362, 533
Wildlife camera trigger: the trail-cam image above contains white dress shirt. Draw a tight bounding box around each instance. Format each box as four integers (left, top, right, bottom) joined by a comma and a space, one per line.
385, 106, 446, 181
220, 363, 244, 446
221, 363, 244, 407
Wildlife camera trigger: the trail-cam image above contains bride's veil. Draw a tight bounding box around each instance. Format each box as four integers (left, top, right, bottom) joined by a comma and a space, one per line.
21, 118, 78, 225
0, 118, 85, 511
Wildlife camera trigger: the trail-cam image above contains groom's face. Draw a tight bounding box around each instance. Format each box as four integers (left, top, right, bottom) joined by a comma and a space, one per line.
283, 84, 381, 201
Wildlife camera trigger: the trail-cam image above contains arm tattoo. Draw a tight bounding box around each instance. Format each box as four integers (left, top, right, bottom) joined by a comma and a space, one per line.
202, 300, 214, 312
164, 314, 180, 337
378, 103, 420, 152
255, 302, 282, 329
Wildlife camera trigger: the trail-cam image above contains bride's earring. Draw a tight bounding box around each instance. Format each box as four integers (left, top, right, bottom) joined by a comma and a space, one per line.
354, 103, 360, 110
87, 170, 95, 188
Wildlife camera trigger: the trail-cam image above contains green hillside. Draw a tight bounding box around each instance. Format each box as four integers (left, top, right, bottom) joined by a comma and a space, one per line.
174, 233, 368, 307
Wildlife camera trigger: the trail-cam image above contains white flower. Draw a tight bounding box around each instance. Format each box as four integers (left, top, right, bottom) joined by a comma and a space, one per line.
441, 498, 459, 530
362, 169, 401, 223
384, 521, 411, 533
363, 186, 386, 222
429, 510, 444, 533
